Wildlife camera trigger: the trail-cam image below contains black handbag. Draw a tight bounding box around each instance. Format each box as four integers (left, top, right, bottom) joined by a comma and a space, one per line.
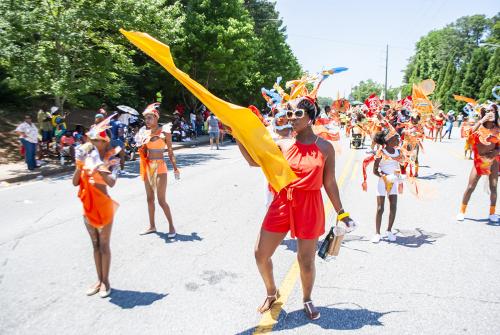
318, 226, 335, 260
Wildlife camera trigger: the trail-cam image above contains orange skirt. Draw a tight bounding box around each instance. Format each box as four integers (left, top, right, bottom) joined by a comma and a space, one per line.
78, 175, 118, 228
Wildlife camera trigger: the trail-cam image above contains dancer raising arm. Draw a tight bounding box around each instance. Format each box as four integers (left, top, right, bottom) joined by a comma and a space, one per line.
237, 97, 354, 320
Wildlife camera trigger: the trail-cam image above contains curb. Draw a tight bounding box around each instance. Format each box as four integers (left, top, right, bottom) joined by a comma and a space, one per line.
1, 137, 211, 184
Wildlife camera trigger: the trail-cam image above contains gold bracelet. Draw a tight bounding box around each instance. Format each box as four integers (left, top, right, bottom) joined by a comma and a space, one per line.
337, 212, 350, 221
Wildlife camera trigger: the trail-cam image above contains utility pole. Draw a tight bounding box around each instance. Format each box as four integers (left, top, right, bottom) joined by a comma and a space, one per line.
384, 44, 388, 100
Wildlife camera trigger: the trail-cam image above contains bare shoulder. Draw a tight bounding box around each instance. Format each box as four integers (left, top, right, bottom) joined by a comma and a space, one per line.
315, 137, 334, 158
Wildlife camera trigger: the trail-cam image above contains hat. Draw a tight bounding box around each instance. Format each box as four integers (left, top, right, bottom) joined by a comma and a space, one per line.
50, 106, 59, 115
143, 103, 161, 118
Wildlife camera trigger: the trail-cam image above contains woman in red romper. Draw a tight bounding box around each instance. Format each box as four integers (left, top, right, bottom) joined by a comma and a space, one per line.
237, 97, 354, 320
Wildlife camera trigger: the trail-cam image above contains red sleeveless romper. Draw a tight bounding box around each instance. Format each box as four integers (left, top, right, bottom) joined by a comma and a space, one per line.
262, 140, 325, 239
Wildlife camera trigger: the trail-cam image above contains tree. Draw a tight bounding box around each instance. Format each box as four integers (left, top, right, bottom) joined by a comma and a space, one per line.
461, 47, 491, 99
350, 79, 383, 101
479, 47, 500, 101
243, 0, 301, 106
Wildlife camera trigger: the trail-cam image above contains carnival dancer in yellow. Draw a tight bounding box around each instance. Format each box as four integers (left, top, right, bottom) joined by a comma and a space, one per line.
136, 103, 180, 237
72, 115, 121, 298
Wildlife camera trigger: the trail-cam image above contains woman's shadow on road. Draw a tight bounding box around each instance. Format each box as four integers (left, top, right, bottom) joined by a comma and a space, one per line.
236, 303, 400, 334
108, 289, 168, 309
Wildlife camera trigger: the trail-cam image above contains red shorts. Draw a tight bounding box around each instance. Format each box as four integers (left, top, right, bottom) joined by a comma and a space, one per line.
262, 188, 325, 239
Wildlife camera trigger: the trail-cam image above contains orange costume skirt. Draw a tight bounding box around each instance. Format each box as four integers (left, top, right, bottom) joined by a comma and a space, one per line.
78, 173, 118, 228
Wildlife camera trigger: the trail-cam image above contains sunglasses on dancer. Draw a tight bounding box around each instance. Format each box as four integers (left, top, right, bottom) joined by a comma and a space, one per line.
286, 109, 306, 119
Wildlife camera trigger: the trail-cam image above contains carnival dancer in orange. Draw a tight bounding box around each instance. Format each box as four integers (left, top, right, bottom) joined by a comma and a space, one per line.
237, 97, 355, 320
457, 105, 499, 223
434, 112, 445, 142
136, 103, 180, 237
401, 115, 425, 177
72, 115, 121, 298
461, 117, 476, 160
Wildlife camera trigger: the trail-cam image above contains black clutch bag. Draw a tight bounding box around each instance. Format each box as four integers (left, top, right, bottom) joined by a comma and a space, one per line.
318, 226, 335, 260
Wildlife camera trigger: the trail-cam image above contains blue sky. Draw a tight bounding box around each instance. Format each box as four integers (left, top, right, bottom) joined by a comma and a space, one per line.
274, 0, 499, 98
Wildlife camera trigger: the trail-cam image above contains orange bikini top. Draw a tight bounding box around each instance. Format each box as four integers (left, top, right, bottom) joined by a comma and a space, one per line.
80, 148, 120, 186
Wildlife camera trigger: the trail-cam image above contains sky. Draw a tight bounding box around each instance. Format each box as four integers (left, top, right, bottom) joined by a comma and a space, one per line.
274, 0, 499, 99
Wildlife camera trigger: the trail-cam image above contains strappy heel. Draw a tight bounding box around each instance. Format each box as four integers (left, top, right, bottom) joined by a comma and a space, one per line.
257, 290, 280, 314
303, 300, 320, 320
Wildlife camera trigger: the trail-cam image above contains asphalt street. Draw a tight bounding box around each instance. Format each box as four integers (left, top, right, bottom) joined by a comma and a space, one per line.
1, 130, 499, 335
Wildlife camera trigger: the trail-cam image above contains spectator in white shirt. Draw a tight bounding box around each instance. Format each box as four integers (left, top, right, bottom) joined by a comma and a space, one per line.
15, 115, 39, 170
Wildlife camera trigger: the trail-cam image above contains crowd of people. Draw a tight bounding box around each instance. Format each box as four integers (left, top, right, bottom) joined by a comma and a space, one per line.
13, 39, 498, 321
13, 102, 235, 171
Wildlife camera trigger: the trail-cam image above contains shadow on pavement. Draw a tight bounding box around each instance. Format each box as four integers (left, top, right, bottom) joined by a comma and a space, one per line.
108, 289, 167, 309
418, 172, 454, 180
156, 232, 203, 244
280, 235, 367, 254
236, 304, 398, 334
465, 217, 500, 226
391, 228, 445, 248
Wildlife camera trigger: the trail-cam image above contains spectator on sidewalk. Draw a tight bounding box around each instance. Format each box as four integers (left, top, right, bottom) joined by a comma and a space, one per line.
15, 115, 39, 171
207, 113, 220, 150
110, 114, 126, 173
37, 109, 53, 155
190, 110, 197, 138
59, 130, 76, 165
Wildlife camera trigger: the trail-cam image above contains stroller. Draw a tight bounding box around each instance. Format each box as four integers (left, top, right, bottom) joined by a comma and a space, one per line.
350, 127, 364, 149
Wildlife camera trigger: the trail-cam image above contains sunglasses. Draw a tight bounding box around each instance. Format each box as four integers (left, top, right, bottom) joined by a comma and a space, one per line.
286, 109, 306, 119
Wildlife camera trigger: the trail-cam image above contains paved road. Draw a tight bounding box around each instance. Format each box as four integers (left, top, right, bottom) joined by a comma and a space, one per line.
1, 132, 499, 335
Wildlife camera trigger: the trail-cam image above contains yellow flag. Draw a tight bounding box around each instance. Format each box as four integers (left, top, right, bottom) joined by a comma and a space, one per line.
120, 29, 297, 192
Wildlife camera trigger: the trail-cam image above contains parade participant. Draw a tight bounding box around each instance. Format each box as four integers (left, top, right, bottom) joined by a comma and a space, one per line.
136, 103, 180, 237
237, 97, 354, 320
425, 115, 435, 139
434, 112, 445, 142
72, 115, 120, 298
457, 105, 499, 222
401, 115, 425, 177
363, 127, 403, 243
461, 117, 475, 160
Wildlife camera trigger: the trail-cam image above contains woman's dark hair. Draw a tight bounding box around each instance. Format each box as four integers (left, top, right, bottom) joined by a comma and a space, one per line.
373, 130, 388, 145
411, 115, 421, 123
295, 98, 319, 121
480, 105, 499, 125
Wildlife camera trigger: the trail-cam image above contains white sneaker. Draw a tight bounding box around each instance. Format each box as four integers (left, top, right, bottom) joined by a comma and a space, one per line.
456, 213, 465, 221
489, 214, 498, 223
371, 234, 381, 243
386, 231, 396, 242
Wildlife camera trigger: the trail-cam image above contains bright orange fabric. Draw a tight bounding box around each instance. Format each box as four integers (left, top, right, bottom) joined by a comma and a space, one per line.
120, 29, 297, 192
262, 141, 325, 239
78, 172, 118, 228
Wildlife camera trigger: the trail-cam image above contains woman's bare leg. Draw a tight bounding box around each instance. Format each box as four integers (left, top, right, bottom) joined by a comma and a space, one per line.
156, 173, 175, 234
144, 180, 156, 232
254, 229, 287, 296
489, 160, 498, 207
297, 238, 318, 302
387, 194, 398, 231
97, 222, 113, 291
376, 196, 385, 234
84, 218, 102, 287
461, 167, 481, 206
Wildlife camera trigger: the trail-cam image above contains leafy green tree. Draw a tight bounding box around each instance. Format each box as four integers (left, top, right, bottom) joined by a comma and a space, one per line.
479, 47, 500, 101
461, 47, 491, 99
350, 79, 383, 102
